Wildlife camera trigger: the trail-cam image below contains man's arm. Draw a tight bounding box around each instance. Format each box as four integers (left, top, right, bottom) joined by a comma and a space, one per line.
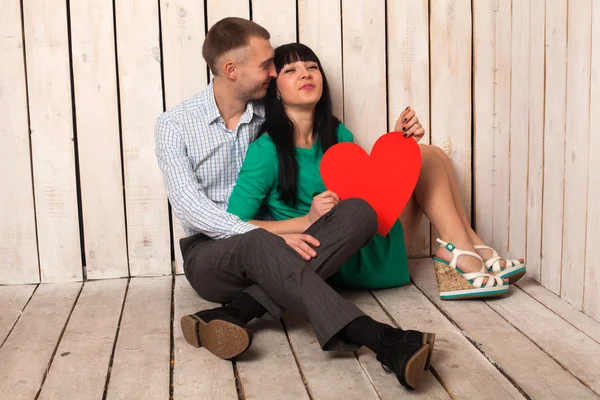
154, 114, 258, 240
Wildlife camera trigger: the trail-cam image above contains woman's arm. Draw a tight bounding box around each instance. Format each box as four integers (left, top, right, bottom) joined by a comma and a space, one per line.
228, 138, 310, 234
248, 217, 310, 234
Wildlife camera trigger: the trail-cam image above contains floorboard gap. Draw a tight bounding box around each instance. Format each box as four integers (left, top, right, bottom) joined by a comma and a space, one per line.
281, 318, 315, 400
408, 281, 532, 400
102, 277, 130, 400
34, 282, 85, 400
169, 275, 175, 400
0, 284, 39, 349
353, 351, 383, 400
515, 284, 600, 345
232, 359, 245, 400
480, 289, 599, 396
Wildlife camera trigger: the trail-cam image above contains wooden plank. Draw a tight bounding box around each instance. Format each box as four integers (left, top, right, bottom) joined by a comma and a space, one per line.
283, 314, 379, 400
206, 0, 249, 80
387, 0, 431, 257
0, 282, 81, 399
207, 0, 249, 27
107, 277, 171, 399
343, 290, 450, 399
585, 0, 600, 321
473, 0, 497, 250
252, 0, 296, 47
70, 0, 128, 280
0, 0, 39, 284
173, 275, 238, 399
410, 259, 597, 399
298, 0, 344, 120
115, 0, 171, 276
516, 276, 600, 343
526, 0, 546, 281
237, 319, 308, 399
341, 0, 387, 152
373, 285, 524, 399
488, 0, 512, 255
561, 0, 592, 308
429, 0, 472, 221
159, 0, 208, 275
508, 0, 529, 262
488, 284, 600, 395
541, 0, 567, 295
39, 280, 127, 400
23, 0, 82, 282
0, 285, 35, 345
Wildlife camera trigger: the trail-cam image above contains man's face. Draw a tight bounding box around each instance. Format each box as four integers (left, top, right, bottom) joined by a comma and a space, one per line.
235, 37, 277, 100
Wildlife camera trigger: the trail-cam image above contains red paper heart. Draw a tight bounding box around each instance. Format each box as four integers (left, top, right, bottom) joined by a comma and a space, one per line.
320, 132, 422, 236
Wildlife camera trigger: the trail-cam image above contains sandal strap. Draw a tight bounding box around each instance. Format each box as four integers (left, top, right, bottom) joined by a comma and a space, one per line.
436, 239, 483, 268
436, 239, 504, 288
473, 245, 523, 271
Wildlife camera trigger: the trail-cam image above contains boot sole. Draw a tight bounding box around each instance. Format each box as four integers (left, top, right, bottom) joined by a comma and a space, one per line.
404, 344, 430, 389
180, 314, 251, 360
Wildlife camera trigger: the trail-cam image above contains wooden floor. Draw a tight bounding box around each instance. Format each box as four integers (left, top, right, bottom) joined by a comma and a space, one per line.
1, 259, 599, 400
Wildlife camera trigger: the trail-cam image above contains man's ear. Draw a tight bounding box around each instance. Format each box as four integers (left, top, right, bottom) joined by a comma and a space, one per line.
222, 60, 237, 80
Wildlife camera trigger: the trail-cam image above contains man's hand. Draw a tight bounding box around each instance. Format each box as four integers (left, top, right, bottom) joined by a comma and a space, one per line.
394, 106, 425, 143
306, 190, 340, 225
278, 233, 320, 260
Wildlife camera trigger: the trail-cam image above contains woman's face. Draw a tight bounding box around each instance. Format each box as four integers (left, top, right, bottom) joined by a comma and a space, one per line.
275, 60, 323, 108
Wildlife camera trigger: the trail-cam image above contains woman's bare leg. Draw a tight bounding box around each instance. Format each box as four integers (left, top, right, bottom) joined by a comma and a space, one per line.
407, 145, 487, 275
428, 145, 524, 265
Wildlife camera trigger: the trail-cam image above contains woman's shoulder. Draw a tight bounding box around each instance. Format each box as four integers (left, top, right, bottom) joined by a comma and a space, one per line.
249, 132, 277, 153
335, 122, 355, 143
245, 133, 278, 165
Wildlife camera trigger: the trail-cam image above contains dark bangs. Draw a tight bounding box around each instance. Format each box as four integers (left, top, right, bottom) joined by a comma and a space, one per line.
273, 43, 320, 73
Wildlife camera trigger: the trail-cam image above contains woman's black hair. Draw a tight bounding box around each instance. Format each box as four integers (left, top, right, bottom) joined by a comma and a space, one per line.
259, 42, 340, 206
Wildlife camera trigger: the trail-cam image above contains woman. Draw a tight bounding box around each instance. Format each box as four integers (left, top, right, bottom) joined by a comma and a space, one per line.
227, 43, 525, 300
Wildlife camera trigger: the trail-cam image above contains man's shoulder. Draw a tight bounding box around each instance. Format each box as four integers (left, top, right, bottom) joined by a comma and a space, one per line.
157, 90, 208, 130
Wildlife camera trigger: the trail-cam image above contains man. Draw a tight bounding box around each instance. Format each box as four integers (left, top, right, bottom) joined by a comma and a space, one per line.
155, 17, 433, 389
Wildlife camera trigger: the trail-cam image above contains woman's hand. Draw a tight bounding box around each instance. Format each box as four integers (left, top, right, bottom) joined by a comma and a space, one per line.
395, 106, 425, 143
305, 190, 340, 225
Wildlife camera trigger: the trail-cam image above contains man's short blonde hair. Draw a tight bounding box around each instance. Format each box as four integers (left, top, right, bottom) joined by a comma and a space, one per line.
202, 17, 270, 75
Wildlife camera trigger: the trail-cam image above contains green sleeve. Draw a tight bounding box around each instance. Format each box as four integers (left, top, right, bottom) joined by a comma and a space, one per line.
227, 136, 277, 221
336, 122, 356, 143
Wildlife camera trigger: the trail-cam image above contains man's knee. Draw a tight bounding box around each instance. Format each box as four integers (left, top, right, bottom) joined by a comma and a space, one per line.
335, 198, 378, 235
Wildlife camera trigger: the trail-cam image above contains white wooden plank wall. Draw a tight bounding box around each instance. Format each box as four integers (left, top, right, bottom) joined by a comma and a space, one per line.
298, 0, 344, 121
562, 0, 592, 309
0, 0, 39, 284
541, 0, 568, 295
70, 0, 128, 280
430, 0, 472, 222
1, 0, 599, 320
159, 0, 209, 275
341, 0, 387, 151
585, 0, 600, 321
23, 0, 82, 282
387, 0, 431, 257
508, 0, 529, 263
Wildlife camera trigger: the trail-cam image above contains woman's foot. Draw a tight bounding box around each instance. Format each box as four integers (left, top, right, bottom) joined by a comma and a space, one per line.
432, 239, 509, 300
473, 245, 526, 284
434, 239, 508, 285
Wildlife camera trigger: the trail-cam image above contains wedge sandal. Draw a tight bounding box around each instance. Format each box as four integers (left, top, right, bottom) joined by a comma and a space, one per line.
433, 239, 509, 300
473, 245, 526, 284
